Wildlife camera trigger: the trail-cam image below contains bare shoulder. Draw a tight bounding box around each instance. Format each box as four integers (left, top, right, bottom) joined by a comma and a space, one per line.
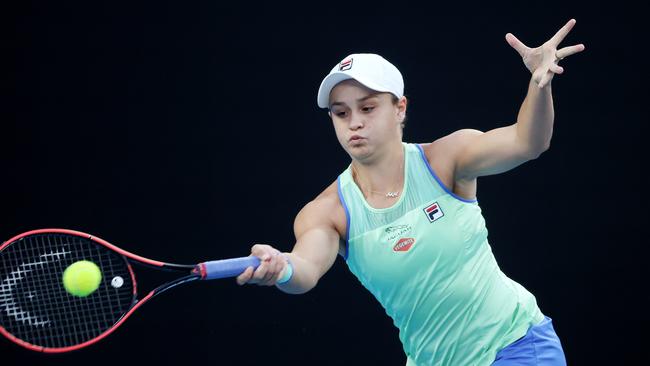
421, 129, 485, 172
294, 180, 347, 253
422, 129, 484, 159
420, 129, 482, 199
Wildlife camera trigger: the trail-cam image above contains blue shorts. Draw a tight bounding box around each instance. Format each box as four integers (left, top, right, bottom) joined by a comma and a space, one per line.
492, 315, 567, 365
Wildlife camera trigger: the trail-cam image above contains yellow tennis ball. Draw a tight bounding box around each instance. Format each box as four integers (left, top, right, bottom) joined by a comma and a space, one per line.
62, 260, 102, 297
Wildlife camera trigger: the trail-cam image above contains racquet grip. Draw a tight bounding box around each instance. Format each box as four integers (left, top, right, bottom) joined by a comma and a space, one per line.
199, 256, 261, 280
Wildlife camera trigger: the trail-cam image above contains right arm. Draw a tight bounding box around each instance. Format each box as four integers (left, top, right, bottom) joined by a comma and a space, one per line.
236, 197, 341, 294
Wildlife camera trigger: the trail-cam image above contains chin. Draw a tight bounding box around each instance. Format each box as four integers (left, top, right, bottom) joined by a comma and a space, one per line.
344, 143, 374, 162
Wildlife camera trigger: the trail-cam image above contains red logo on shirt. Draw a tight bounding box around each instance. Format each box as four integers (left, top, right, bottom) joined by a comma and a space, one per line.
393, 238, 415, 252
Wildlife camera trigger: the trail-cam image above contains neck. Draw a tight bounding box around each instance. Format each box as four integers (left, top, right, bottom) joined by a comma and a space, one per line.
351, 141, 404, 196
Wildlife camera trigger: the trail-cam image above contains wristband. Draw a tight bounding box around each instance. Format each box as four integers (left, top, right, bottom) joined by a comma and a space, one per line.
276, 255, 293, 285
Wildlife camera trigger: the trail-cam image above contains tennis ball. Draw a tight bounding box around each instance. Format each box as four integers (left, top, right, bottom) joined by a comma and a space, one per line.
62, 260, 102, 297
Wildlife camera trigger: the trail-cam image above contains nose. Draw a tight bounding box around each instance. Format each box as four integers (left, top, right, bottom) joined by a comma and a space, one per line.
349, 112, 364, 130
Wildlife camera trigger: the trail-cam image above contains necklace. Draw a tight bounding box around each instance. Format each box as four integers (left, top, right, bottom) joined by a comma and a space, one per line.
351, 159, 403, 199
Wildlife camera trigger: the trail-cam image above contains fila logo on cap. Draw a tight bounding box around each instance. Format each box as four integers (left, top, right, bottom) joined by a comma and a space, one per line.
339, 58, 353, 71
424, 202, 444, 223
317, 53, 404, 109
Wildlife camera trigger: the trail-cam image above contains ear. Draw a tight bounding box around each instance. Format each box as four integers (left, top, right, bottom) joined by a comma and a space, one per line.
397, 96, 408, 120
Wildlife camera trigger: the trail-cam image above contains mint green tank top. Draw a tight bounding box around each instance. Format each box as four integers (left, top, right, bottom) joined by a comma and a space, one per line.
336, 142, 544, 366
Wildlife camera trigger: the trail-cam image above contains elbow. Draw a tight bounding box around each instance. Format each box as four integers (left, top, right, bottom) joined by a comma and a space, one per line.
526, 148, 545, 160
526, 142, 550, 160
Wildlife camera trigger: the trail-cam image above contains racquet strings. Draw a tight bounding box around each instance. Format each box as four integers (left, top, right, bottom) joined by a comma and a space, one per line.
0, 233, 134, 349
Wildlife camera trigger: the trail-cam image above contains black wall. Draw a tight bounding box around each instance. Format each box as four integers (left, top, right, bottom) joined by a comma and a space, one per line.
4, 1, 647, 365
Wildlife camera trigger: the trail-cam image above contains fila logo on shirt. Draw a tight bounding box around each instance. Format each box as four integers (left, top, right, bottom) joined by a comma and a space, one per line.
339, 58, 353, 71
424, 202, 444, 223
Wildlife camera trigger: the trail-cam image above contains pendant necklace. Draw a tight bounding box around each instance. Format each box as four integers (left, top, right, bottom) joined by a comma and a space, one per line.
351, 159, 403, 199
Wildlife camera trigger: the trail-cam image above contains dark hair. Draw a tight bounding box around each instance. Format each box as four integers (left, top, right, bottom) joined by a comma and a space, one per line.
391, 95, 407, 129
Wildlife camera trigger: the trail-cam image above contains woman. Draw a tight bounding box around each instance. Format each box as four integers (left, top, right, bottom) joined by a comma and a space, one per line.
237, 19, 584, 365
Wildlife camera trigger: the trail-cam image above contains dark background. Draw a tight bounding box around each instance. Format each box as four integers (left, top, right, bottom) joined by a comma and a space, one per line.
4, 1, 648, 365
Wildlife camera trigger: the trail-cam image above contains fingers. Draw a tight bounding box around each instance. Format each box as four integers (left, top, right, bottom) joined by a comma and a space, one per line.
533, 65, 556, 89
538, 70, 553, 89
257, 254, 285, 285
236, 267, 254, 286
505, 33, 529, 57
237, 244, 286, 286
549, 18, 577, 47
533, 67, 545, 88
538, 56, 568, 88
510, 19, 583, 86
549, 63, 564, 74
537, 63, 564, 88
556, 43, 586, 60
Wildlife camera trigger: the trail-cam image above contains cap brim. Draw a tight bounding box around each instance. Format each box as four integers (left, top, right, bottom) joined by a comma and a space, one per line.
317, 73, 352, 109
317, 72, 394, 109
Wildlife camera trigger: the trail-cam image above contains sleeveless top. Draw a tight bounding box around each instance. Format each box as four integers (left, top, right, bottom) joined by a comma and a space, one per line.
336, 142, 544, 365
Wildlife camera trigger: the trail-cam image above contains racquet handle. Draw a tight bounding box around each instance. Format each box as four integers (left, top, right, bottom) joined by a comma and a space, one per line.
197, 256, 261, 280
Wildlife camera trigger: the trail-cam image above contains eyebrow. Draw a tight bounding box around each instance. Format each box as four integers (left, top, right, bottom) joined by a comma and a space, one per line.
329, 93, 381, 108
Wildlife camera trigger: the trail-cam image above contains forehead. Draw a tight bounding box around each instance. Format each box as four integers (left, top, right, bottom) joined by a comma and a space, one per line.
329, 79, 383, 106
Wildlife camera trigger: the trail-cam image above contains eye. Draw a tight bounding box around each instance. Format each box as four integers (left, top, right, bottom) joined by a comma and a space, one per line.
362, 106, 375, 113
335, 111, 347, 117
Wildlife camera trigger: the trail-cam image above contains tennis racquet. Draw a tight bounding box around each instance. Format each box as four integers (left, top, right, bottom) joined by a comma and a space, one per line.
0, 228, 261, 353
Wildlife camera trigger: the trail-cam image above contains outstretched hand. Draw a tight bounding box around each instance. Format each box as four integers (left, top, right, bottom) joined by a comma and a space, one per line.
506, 19, 585, 88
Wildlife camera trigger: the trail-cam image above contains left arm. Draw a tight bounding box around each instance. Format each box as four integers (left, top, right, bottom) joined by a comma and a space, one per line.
515, 76, 554, 154
454, 19, 585, 180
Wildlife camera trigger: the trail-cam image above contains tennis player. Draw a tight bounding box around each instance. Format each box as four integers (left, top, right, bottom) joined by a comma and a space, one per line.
237, 19, 584, 365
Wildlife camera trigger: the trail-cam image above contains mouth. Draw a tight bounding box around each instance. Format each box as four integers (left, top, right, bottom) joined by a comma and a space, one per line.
349, 135, 365, 142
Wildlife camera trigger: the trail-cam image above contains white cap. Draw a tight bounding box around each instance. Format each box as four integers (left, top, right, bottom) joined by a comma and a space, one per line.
317, 53, 404, 109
